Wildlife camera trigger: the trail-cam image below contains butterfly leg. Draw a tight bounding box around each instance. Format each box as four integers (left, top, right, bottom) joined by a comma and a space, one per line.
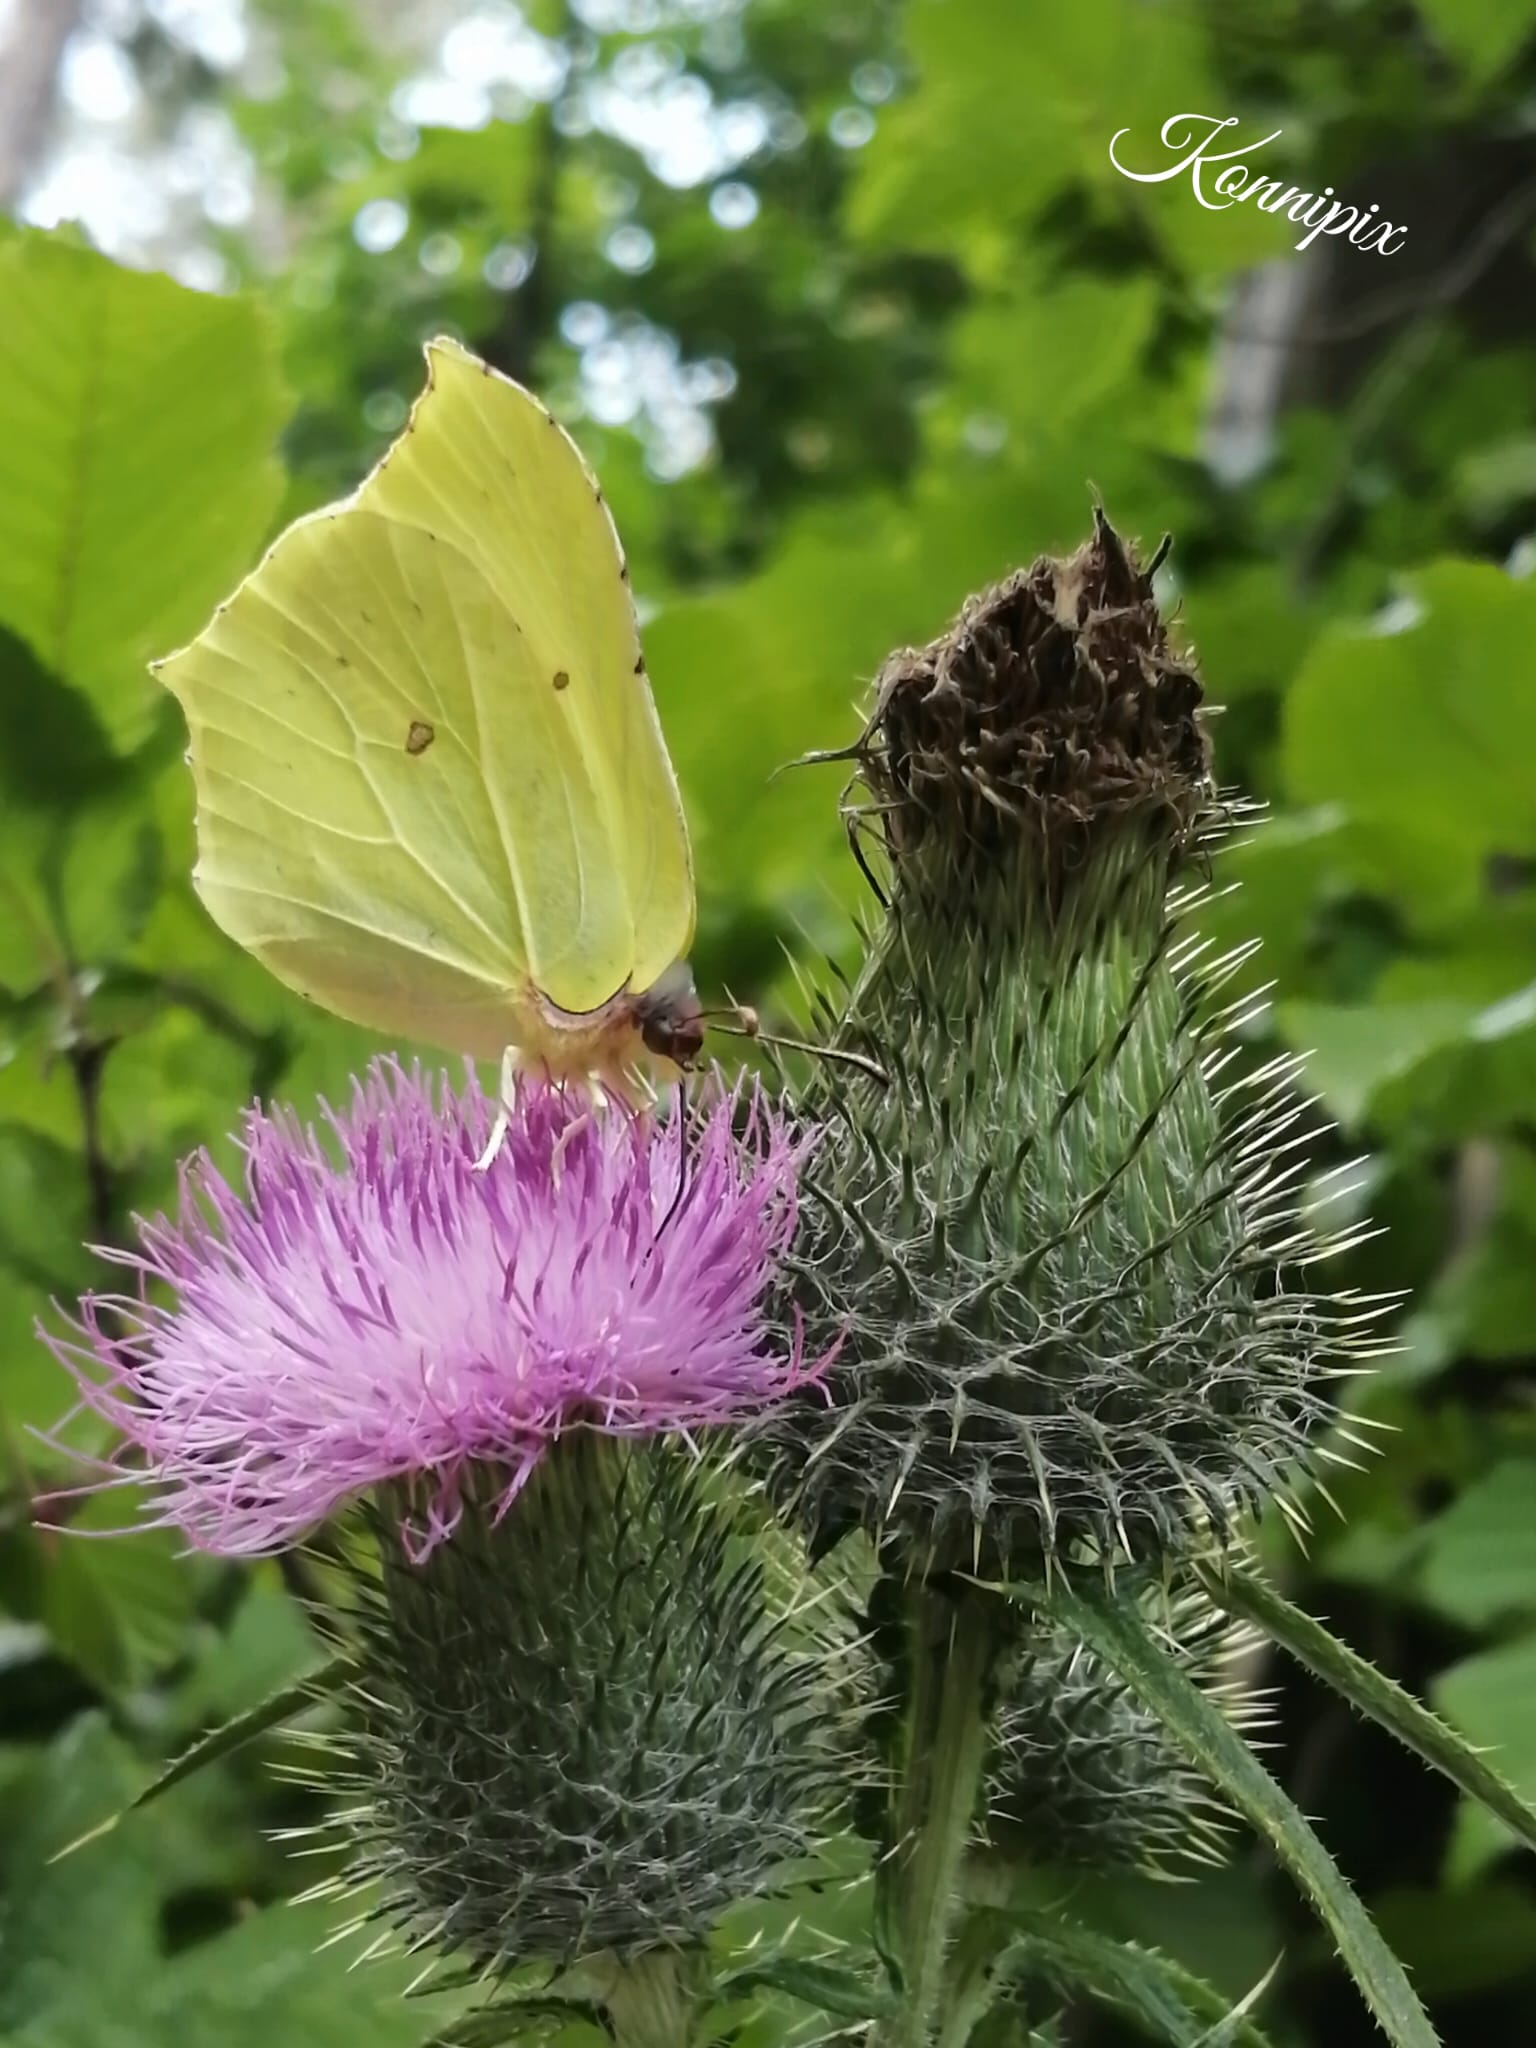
549, 1108, 592, 1184
472, 1045, 518, 1173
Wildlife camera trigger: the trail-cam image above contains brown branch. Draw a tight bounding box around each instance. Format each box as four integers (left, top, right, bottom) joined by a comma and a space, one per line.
65, 1037, 118, 1245
490, 1, 574, 387
1222, 172, 1536, 352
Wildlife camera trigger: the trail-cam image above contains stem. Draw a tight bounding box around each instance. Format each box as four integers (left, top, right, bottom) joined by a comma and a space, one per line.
492, 0, 569, 385
936, 1908, 1011, 2048
600, 1950, 698, 2048
66, 1036, 117, 1242
877, 1581, 1000, 2047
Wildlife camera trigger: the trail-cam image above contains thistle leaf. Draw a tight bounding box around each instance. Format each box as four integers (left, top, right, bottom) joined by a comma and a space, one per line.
50, 1651, 350, 1860
714, 1954, 895, 2020
1195, 1557, 1536, 1857
955, 1906, 1275, 2048
1013, 1577, 1441, 2048
420, 2001, 604, 2048
1191, 1959, 1282, 2047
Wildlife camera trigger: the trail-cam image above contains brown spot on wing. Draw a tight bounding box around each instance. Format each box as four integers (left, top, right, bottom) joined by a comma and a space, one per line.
553, 670, 570, 691
406, 720, 435, 755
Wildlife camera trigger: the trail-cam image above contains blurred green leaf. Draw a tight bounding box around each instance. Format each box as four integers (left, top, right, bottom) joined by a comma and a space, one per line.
1434, 1632, 1536, 1881
172, 1574, 324, 1730
6, 1491, 204, 1696
851, 0, 1284, 275
1, 774, 167, 1003
1278, 998, 1474, 1132
0, 1716, 162, 2030
1183, 566, 1318, 705
0, 1718, 467, 2047
1370, 980, 1536, 1146
1454, 436, 1536, 526
0, 1124, 95, 1444
1414, 0, 1535, 84
1283, 563, 1536, 915
0, 627, 143, 996
59, 1652, 349, 1858
1425, 1148, 1536, 1363
59, 1890, 472, 2048
0, 233, 286, 750
1416, 1462, 1536, 1629
1373, 1881, 1536, 1999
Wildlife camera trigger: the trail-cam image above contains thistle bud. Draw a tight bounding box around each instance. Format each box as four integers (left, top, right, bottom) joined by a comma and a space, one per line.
328, 1439, 854, 1977
755, 513, 1372, 1575
986, 1589, 1261, 1876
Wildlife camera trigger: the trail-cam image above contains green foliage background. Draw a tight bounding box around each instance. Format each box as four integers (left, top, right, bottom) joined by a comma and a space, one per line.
3, 1, 1536, 2041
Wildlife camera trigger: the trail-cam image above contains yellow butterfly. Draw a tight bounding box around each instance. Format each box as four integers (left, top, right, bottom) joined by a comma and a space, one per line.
155, 337, 701, 1104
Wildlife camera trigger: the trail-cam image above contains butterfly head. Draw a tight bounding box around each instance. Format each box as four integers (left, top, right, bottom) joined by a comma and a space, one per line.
631, 960, 706, 1069
511, 963, 704, 1096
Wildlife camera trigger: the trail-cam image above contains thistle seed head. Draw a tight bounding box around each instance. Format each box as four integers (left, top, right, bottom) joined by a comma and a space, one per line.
853, 507, 1209, 918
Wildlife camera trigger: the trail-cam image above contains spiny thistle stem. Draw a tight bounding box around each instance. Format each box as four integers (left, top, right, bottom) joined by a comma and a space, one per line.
598, 1950, 700, 2048
878, 1583, 1001, 2048
936, 1904, 1050, 2048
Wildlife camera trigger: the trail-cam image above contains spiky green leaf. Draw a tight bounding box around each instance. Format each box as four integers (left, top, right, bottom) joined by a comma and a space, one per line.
420, 1998, 604, 2047
52, 1652, 350, 1859
953, 1905, 1275, 2047
714, 1954, 894, 2021
1015, 1577, 1440, 2048
1196, 1557, 1536, 1858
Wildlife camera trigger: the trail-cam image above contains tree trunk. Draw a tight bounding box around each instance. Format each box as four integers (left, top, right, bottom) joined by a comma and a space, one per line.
0, 0, 83, 213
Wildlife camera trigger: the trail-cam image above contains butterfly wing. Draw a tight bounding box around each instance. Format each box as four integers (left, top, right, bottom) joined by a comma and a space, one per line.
155, 338, 695, 1060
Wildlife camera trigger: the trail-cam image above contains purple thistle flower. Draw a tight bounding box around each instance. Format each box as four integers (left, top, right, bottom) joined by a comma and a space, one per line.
43, 1060, 823, 1559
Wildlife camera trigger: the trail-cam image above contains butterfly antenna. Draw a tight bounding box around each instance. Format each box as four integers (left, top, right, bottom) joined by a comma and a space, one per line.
711, 1014, 887, 1088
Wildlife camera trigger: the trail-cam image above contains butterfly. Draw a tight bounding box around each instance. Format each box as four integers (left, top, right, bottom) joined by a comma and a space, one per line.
155, 337, 704, 1117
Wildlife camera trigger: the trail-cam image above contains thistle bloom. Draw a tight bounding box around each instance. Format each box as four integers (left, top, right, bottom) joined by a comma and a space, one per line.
45, 1060, 820, 1557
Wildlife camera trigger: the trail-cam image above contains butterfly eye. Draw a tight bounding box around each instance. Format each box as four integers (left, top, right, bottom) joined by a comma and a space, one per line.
635, 962, 705, 1066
